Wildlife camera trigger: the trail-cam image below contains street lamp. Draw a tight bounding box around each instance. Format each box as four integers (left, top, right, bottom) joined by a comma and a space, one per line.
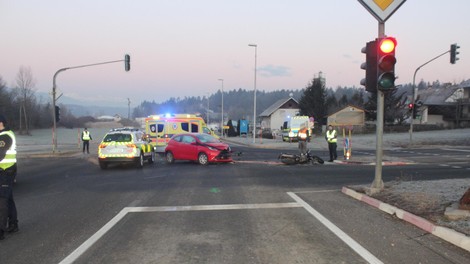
218, 79, 224, 137
248, 43, 257, 143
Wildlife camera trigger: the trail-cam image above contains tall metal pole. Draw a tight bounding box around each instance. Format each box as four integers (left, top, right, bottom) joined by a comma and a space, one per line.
371, 22, 385, 192
52, 68, 69, 153
207, 93, 210, 124
127, 98, 131, 119
218, 79, 224, 137
51, 57, 129, 153
249, 44, 257, 143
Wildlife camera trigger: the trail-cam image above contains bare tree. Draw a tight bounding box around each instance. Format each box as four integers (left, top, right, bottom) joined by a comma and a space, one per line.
15, 66, 36, 135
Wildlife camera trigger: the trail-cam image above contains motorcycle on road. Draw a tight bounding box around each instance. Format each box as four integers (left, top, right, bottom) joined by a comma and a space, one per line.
278, 150, 324, 165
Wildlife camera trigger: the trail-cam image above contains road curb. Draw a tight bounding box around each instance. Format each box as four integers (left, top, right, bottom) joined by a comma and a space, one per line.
342, 187, 470, 252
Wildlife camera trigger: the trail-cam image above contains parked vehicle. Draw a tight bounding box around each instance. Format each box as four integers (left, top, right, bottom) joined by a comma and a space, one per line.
98, 128, 155, 169
165, 133, 232, 165
278, 150, 324, 165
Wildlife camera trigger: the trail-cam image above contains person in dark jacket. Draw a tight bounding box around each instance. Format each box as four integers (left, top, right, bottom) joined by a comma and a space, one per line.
0, 114, 19, 240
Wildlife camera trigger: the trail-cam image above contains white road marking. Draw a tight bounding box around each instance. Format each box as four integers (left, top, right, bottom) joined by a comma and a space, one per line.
59, 193, 383, 264
287, 192, 383, 264
58, 202, 301, 264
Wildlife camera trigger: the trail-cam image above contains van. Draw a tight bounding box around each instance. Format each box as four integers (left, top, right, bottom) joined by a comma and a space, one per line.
281, 116, 314, 142
145, 114, 217, 153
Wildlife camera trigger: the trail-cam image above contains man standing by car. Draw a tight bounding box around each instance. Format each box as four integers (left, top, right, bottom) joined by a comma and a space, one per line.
82, 127, 92, 154
325, 125, 338, 162
0, 114, 19, 240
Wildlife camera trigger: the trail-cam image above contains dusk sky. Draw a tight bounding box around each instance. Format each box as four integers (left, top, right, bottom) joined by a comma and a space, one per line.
1, 1, 469, 108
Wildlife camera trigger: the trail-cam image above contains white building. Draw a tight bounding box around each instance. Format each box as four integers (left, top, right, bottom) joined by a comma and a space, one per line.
259, 97, 300, 132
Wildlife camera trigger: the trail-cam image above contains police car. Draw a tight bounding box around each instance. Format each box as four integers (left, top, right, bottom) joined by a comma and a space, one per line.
98, 128, 155, 169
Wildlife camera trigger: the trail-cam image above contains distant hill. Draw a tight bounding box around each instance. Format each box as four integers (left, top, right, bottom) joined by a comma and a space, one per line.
36, 91, 128, 117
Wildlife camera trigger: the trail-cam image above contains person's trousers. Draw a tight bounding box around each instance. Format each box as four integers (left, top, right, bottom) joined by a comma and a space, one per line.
0, 186, 17, 232
328, 142, 337, 161
83, 141, 90, 153
298, 141, 307, 154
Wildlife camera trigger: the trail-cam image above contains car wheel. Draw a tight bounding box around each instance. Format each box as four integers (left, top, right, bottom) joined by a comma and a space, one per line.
136, 153, 144, 169
148, 152, 155, 164
99, 161, 108, 170
166, 151, 175, 164
198, 152, 209, 165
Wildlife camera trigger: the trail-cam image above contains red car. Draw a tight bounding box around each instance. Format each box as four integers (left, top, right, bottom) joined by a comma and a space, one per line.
165, 133, 232, 165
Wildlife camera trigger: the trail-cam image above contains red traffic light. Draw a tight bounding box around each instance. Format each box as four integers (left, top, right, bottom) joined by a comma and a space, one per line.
379, 38, 396, 54
408, 103, 413, 109
377, 37, 397, 90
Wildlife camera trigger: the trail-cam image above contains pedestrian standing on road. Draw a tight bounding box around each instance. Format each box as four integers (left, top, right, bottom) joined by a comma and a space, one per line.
325, 125, 338, 162
298, 126, 309, 157
82, 127, 92, 154
0, 114, 19, 240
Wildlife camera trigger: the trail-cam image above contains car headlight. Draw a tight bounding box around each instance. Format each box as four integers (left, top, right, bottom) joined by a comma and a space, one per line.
207, 146, 217, 151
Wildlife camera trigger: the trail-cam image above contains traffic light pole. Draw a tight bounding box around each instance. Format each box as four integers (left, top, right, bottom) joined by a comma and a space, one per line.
409, 50, 451, 145
370, 22, 385, 193
52, 58, 127, 153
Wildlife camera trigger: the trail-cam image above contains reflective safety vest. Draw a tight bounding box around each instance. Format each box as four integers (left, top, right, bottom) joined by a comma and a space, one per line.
298, 128, 308, 141
326, 130, 337, 143
0, 130, 17, 170
82, 131, 91, 141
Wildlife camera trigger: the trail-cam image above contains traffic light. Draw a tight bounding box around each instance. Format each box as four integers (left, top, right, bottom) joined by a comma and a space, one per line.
124, 54, 131, 71
377, 37, 397, 91
55, 106, 60, 122
412, 105, 418, 119
408, 103, 414, 112
450, 44, 460, 64
360, 40, 378, 93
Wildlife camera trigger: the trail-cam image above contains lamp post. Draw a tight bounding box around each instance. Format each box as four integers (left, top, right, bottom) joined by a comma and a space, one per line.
207, 93, 210, 124
218, 79, 224, 137
248, 43, 257, 143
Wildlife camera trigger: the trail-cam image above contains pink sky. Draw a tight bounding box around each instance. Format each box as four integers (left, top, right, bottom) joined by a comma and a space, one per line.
1, 0, 469, 107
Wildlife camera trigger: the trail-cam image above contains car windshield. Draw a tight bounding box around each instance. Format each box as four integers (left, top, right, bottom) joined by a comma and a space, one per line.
103, 133, 132, 142
195, 134, 219, 143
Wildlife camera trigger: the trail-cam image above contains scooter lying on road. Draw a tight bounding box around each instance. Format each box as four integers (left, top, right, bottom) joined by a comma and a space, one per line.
278, 150, 324, 165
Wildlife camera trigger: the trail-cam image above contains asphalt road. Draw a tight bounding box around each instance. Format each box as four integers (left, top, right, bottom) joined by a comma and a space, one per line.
1, 145, 469, 264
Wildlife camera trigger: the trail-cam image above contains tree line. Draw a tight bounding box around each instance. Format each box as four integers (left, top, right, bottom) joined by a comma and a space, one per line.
1, 67, 464, 132
0, 68, 95, 134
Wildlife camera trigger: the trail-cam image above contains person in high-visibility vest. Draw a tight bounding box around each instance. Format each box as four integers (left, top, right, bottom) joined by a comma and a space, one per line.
0, 114, 19, 240
325, 125, 338, 162
297, 126, 309, 156
82, 127, 92, 154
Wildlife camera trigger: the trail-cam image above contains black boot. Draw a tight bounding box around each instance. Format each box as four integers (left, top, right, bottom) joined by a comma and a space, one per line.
7, 222, 18, 233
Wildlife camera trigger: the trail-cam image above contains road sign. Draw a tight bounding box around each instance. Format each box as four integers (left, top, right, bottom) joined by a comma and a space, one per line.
358, 0, 406, 23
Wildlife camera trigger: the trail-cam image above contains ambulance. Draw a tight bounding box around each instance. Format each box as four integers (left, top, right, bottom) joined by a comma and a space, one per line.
281, 115, 314, 142
145, 114, 217, 153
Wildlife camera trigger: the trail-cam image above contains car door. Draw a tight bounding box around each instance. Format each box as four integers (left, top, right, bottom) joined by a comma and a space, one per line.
180, 135, 198, 160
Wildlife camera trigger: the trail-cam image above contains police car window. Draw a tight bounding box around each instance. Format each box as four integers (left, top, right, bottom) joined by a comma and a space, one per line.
104, 133, 131, 142
181, 122, 189, 132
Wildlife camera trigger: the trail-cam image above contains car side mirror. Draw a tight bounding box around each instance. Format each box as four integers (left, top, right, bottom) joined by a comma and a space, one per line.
191, 141, 197, 145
